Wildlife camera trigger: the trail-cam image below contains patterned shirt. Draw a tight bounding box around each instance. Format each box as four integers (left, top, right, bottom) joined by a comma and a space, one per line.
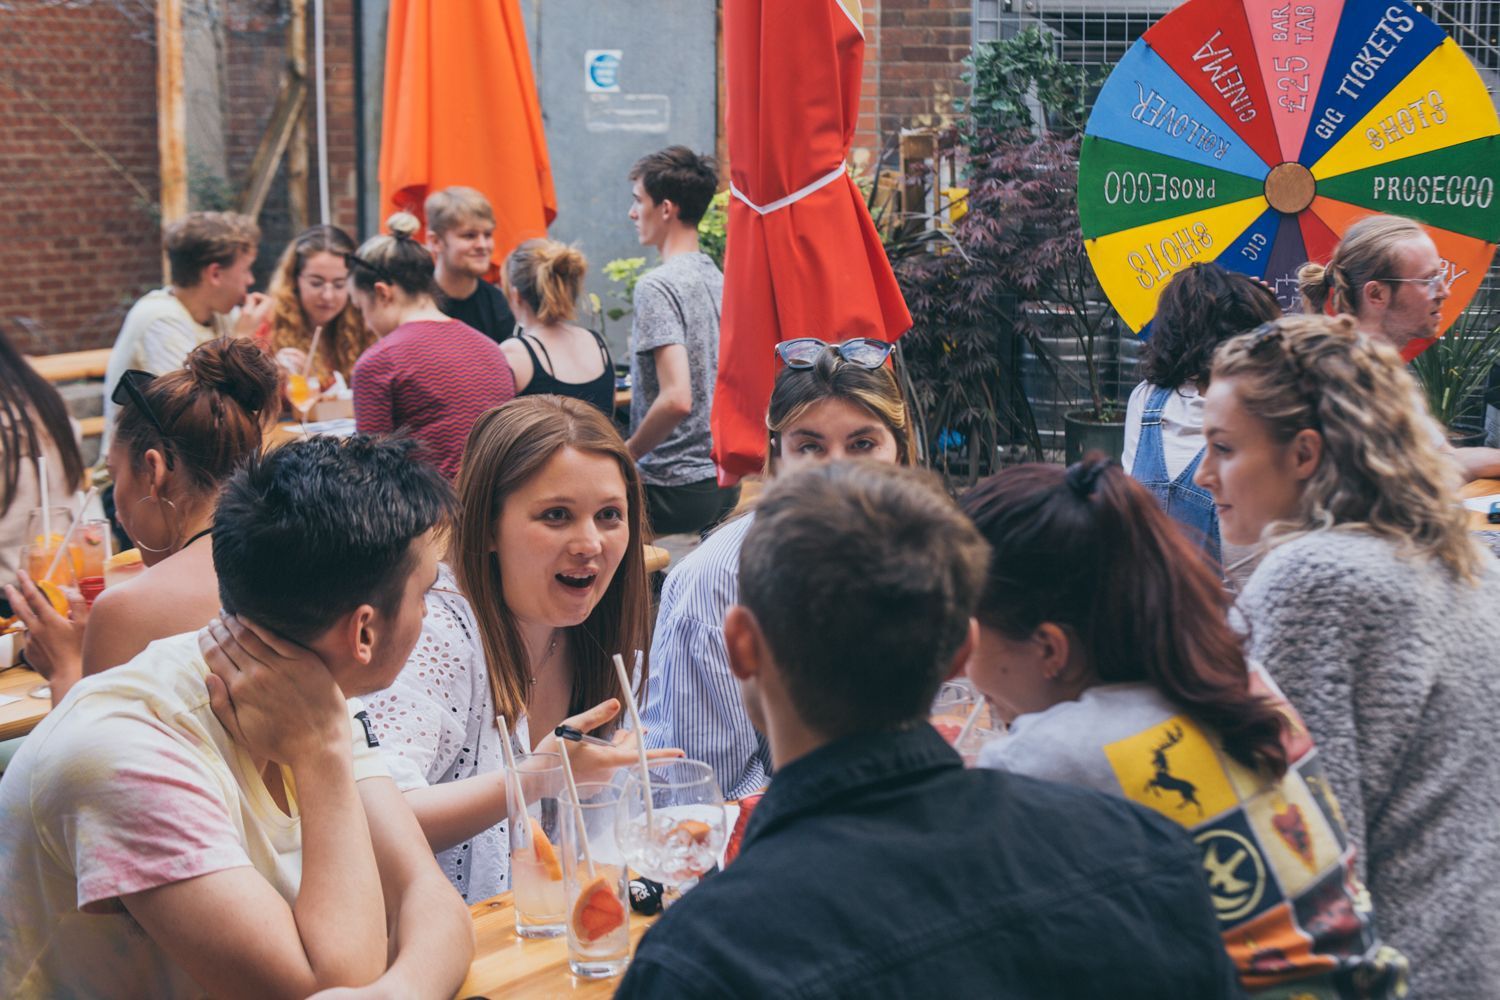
352, 318, 515, 479
629, 252, 723, 487
640, 513, 771, 799
981, 672, 1407, 997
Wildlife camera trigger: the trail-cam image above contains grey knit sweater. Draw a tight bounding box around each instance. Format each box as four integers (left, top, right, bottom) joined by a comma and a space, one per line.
1239, 530, 1500, 998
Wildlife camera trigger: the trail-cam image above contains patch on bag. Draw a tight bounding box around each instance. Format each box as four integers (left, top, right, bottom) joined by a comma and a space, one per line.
354, 710, 380, 747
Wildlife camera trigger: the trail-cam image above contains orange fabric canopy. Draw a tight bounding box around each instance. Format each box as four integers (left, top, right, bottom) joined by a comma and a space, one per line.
379, 0, 556, 261
712, 0, 911, 482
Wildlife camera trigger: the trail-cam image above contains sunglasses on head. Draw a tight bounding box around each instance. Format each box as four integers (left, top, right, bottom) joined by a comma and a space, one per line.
343, 252, 393, 284
111, 369, 175, 469
774, 337, 894, 370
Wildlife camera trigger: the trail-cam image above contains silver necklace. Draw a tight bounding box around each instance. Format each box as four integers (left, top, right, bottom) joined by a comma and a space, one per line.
530, 629, 561, 687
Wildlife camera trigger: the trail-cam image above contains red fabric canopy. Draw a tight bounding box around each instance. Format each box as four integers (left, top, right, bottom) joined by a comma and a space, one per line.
379, 0, 556, 262
712, 0, 911, 482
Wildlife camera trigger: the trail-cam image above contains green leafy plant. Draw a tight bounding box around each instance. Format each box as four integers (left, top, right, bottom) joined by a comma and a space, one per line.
1411, 296, 1500, 432
959, 26, 1098, 139
697, 190, 729, 269
601, 256, 649, 322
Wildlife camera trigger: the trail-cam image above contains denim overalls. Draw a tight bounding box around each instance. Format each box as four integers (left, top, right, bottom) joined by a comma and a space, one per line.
1132, 385, 1220, 563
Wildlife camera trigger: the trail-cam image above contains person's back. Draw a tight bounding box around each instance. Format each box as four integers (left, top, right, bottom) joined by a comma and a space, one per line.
499, 239, 614, 416
619, 461, 1239, 999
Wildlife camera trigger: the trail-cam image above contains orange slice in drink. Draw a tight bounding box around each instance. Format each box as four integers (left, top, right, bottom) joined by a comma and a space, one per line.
569, 872, 626, 942
669, 819, 712, 845
528, 818, 563, 880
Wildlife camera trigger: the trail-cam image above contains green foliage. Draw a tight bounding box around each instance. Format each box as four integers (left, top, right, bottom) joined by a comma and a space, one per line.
697, 190, 729, 269
960, 27, 1098, 139
1411, 297, 1500, 430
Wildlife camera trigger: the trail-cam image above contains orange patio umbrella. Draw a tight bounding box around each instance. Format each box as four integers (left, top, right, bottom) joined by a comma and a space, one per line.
379, 0, 556, 261
712, 0, 911, 482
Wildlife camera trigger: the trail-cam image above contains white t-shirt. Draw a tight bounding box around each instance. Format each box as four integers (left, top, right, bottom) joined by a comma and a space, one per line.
102, 289, 235, 451
0, 631, 388, 999
1121, 380, 1207, 481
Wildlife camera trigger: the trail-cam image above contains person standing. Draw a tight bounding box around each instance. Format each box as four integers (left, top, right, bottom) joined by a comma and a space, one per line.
625, 147, 736, 536
426, 186, 517, 344
350, 212, 516, 480
102, 211, 265, 452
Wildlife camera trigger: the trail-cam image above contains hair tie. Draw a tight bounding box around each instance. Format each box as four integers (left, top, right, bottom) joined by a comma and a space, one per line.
1065, 459, 1111, 500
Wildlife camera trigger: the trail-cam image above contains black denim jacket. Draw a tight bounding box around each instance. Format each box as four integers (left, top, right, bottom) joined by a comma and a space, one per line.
616, 723, 1245, 1000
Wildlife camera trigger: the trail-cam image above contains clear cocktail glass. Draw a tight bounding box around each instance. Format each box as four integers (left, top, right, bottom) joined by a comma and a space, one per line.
507, 752, 566, 939
617, 759, 725, 907
559, 781, 631, 979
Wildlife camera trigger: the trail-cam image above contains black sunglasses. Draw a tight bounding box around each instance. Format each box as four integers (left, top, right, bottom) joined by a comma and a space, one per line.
775, 337, 894, 370
343, 252, 393, 284
111, 369, 175, 469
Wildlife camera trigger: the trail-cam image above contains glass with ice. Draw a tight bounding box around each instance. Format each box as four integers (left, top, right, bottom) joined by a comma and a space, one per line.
559, 781, 632, 979
617, 759, 726, 906
506, 752, 566, 939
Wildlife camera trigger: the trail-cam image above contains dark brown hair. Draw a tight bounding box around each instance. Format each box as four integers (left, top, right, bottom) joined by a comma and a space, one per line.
1141, 262, 1281, 389
165, 211, 260, 287
0, 322, 85, 514
453, 396, 650, 734
960, 458, 1288, 777
739, 461, 989, 739
115, 338, 282, 496
629, 146, 719, 224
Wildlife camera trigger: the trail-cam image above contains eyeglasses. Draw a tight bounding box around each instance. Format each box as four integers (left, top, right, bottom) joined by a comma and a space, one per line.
774, 337, 894, 370
1380, 273, 1448, 295
110, 369, 175, 469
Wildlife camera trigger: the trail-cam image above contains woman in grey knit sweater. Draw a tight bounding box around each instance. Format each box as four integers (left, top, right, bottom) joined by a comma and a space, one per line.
1196, 314, 1500, 998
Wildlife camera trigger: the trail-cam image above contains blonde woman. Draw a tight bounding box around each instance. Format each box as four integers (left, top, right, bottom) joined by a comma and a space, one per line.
500, 239, 615, 416
1195, 313, 1500, 998
258, 224, 377, 386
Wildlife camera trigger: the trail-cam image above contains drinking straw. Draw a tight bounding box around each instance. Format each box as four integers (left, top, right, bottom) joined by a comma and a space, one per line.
38, 455, 51, 542
613, 652, 654, 829
43, 486, 99, 583
557, 739, 596, 878
954, 698, 987, 750
496, 715, 531, 851
303, 325, 324, 377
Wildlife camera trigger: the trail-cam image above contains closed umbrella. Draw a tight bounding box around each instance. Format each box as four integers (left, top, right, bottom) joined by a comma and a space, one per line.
379, 0, 556, 261
712, 0, 911, 482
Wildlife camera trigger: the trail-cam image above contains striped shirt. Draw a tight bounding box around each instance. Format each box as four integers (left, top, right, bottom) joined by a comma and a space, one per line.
641, 512, 771, 798
352, 318, 516, 479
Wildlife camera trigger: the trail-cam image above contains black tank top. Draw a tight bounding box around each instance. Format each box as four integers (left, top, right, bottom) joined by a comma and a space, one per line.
515, 330, 615, 417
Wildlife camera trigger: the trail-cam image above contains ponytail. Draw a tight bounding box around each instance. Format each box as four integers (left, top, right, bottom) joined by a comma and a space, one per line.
505, 239, 587, 325
960, 458, 1288, 777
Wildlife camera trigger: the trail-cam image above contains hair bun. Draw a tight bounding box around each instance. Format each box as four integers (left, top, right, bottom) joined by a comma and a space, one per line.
387, 211, 422, 240
185, 337, 280, 415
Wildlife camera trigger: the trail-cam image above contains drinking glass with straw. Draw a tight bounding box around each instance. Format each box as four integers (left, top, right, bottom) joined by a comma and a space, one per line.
287, 325, 323, 428
500, 716, 566, 938
557, 740, 632, 979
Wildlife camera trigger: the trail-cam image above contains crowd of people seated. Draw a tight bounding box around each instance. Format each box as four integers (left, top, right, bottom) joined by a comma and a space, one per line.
0, 189, 1496, 998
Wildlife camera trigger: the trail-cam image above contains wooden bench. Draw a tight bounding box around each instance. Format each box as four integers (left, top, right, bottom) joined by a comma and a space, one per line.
26, 348, 111, 384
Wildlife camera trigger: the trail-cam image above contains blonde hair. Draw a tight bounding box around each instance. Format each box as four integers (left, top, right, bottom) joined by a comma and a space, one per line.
1296, 214, 1427, 317
452, 397, 650, 732
424, 186, 495, 237
264, 225, 376, 381
350, 212, 437, 299
503, 239, 587, 324
1211, 313, 1482, 581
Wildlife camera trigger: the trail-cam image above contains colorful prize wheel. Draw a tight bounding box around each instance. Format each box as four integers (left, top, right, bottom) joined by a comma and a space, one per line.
1079, 0, 1500, 359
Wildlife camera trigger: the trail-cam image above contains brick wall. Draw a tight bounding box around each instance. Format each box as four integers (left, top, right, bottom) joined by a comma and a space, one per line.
0, 4, 162, 355
853, 0, 972, 168
0, 1, 363, 356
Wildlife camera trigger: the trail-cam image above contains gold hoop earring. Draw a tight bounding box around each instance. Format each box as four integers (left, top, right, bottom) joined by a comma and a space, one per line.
132, 495, 179, 554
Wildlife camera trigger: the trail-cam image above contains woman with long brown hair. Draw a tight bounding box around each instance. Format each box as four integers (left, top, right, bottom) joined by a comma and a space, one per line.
961, 458, 1406, 997
360, 395, 680, 901
257, 224, 377, 386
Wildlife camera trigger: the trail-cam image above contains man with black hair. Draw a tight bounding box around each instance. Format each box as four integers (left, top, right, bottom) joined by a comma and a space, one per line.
617, 461, 1243, 999
0, 436, 474, 999
625, 145, 737, 535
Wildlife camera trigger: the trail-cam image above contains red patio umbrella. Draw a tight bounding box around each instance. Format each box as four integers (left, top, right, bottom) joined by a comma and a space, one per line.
712, 0, 911, 482
379, 0, 556, 262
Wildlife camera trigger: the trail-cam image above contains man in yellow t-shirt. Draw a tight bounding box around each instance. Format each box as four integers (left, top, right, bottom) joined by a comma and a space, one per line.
0, 435, 473, 999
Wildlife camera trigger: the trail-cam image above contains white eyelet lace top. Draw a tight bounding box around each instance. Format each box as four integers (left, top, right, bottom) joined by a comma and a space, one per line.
362, 563, 528, 903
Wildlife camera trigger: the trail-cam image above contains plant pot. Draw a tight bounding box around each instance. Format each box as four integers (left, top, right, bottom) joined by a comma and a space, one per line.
1064, 410, 1126, 465
1448, 423, 1487, 449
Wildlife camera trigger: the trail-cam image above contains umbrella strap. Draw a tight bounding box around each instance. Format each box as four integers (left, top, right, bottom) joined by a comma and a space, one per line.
731, 164, 847, 216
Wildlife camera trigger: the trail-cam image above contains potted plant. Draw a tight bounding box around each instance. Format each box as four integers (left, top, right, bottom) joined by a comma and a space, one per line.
1411, 295, 1500, 447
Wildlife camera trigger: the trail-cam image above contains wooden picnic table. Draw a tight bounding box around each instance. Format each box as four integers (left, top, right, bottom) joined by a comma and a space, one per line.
0, 666, 52, 741
1460, 478, 1500, 531
456, 891, 655, 998
26, 348, 112, 384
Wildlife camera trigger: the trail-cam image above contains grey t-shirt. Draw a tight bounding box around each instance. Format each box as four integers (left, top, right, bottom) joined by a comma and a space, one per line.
629, 252, 723, 487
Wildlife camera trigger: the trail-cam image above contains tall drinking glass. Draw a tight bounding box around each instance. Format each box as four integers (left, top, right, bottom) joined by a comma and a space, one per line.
507, 753, 566, 939
617, 759, 725, 907
22, 506, 78, 586
559, 781, 631, 980
75, 518, 110, 605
